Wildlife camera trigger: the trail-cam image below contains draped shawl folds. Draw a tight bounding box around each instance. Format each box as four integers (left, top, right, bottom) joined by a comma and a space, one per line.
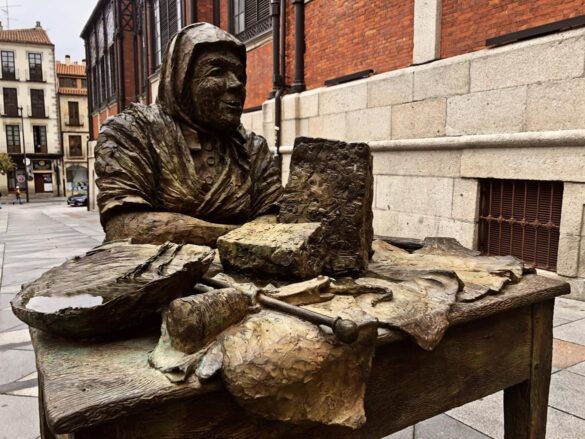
94, 23, 282, 226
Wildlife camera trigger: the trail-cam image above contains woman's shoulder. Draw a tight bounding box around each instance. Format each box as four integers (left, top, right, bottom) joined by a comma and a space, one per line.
101, 103, 162, 131
240, 126, 269, 154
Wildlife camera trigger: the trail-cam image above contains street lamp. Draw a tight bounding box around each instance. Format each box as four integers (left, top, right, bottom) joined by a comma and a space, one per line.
17, 106, 30, 203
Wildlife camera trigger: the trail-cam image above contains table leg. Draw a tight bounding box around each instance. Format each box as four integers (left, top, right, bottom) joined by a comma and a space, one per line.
503, 300, 554, 439
39, 375, 57, 439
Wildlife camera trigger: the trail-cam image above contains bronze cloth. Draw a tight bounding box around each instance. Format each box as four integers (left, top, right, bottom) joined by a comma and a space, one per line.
94, 23, 282, 227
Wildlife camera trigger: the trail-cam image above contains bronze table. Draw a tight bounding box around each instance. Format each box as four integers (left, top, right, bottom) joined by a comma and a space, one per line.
33, 275, 568, 439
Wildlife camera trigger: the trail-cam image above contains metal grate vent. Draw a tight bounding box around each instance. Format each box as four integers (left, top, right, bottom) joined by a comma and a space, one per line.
478, 179, 563, 271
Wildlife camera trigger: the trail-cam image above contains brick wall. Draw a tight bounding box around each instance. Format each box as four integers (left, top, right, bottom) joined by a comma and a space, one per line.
245, 41, 273, 108
286, 0, 414, 90
198, 0, 213, 24
442, 0, 585, 58
121, 29, 137, 107
91, 115, 100, 140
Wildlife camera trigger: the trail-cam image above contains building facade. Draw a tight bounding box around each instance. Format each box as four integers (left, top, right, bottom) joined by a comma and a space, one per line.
0, 22, 61, 198
82, 1, 585, 298
56, 56, 89, 197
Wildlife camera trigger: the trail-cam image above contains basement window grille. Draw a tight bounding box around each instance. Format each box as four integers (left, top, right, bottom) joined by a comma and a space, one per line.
478, 179, 563, 271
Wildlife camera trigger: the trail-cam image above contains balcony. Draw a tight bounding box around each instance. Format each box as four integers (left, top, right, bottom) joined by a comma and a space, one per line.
65, 119, 84, 127
33, 144, 48, 154
28, 105, 48, 119
2, 106, 20, 118
26, 69, 46, 83
0, 68, 20, 81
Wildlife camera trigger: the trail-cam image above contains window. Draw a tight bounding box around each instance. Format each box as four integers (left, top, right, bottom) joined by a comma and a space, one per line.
68, 101, 80, 126
5, 125, 20, 153
91, 66, 98, 107
231, 0, 271, 42
32, 125, 47, 153
153, 0, 162, 67
176, 0, 183, 30
69, 135, 83, 157
478, 179, 563, 271
1, 51, 15, 80
81, 78, 87, 88
60, 77, 77, 88
28, 53, 43, 82
30, 89, 45, 118
99, 56, 107, 103
3, 88, 18, 117
153, 0, 183, 68
108, 49, 116, 98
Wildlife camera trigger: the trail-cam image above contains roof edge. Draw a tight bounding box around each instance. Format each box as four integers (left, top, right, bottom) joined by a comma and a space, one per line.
81, 0, 109, 39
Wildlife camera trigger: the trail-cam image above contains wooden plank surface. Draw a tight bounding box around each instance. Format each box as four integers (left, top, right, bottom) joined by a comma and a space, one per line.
32, 332, 221, 433
73, 306, 533, 438
34, 275, 568, 434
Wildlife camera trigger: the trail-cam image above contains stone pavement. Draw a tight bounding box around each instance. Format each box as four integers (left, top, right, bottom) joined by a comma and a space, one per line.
0, 200, 104, 439
0, 202, 584, 438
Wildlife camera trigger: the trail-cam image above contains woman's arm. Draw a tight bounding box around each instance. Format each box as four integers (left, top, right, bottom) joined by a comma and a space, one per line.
104, 211, 239, 247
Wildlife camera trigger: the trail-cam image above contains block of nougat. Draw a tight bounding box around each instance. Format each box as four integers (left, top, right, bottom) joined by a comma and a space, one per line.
278, 137, 373, 275
217, 222, 325, 279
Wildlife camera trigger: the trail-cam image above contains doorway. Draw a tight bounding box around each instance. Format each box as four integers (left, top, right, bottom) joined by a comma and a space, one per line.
34, 173, 53, 193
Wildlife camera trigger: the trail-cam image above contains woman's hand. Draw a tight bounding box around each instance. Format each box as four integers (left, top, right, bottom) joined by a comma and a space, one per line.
104, 211, 240, 247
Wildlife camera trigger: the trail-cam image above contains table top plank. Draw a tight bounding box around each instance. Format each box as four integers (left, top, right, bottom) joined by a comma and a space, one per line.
33, 274, 569, 434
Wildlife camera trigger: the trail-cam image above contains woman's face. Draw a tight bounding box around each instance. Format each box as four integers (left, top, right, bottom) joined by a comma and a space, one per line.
189, 47, 246, 131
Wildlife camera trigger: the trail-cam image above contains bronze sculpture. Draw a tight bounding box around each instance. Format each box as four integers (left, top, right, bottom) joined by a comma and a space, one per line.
95, 23, 282, 247
11, 22, 552, 434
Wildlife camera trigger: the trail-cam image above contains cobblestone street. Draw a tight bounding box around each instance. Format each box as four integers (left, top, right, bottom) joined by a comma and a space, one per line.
0, 201, 584, 438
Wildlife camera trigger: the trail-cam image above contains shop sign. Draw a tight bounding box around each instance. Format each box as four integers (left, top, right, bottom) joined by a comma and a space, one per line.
33, 160, 52, 171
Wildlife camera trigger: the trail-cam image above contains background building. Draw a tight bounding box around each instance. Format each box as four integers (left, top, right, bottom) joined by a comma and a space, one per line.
82, 1, 585, 299
0, 21, 61, 198
56, 56, 89, 197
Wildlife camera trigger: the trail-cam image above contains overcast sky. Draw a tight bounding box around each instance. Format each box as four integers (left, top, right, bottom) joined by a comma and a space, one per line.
1, 0, 97, 62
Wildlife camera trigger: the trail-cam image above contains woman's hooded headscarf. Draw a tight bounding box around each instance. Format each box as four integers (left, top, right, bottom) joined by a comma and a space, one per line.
94, 23, 282, 227
156, 22, 247, 132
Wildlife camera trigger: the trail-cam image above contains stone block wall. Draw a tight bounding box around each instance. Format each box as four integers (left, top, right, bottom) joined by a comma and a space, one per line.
243, 27, 585, 299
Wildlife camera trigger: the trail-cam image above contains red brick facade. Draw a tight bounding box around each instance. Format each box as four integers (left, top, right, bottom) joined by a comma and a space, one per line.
84, 1, 585, 131
441, 0, 585, 58
245, 41, 273, 108
290, 0, 414, 90
197, 0, 213, 24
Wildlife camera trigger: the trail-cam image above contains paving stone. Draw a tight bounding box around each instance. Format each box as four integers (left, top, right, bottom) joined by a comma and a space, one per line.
0, 309, 21, 332
414, 414, 489, 438
1, 268, 51, 287
383, 426, 413, 439
0, 285, 21, 295
0, 294, 13, 311
568, 360, 585, 377
0, 328, 30, 346
447, 392, 503, 438
8, 386, 38, 398
547, 406, 585, 439
448, 378, 585, 438
0, 349, 36, 386
555, 297, 585, 322
549, 370, 585, 419
0, 394, 40, 439
554, 318, 585, 346
552, 338, 585, 369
